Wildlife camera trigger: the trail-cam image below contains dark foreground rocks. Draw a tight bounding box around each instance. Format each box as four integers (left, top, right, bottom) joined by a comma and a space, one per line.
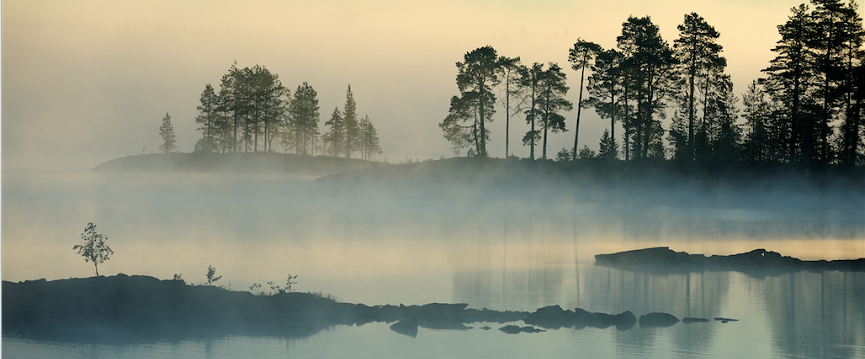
2, 275, 524, 342
499, 325, 544, 334
523, 305, 637, 331
3, 275, 736, 342
639, 313, 680, 328
595, 247, 865, 275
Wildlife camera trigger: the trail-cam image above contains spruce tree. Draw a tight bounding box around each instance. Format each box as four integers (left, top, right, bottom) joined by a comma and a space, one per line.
159, 112, 177, 153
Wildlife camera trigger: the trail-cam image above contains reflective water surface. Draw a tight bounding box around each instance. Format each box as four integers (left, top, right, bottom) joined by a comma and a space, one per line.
3, 169, 864, 358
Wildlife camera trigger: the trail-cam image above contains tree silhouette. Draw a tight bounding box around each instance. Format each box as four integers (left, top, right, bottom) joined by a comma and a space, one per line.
194, 84, 220, 153
206, 265, 222, 286
158, 113, 177, 153
323, 106, 345, 157
73, 222, 113, 277
440, 95, 475, 156
672, 12, 724, 161
454, 46, 501, 157
343, 85, 359, 158
537, 63, 573, 160
287, 82, 321, 155
498, 56, 524, 158
617, 16, 676, 160
585, 48, 625, 160
518, 63, 544, 160
568, 39, 603, 160
358, 115, 382, 160
598, 128, 619, 160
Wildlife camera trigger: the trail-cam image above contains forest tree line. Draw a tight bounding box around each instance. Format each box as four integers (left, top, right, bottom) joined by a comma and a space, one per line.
440, 0, 865, 167
190, 63, 382, 160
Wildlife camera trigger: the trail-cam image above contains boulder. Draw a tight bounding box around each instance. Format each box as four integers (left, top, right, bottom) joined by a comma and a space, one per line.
639, 312, 679, 328
499, 325, 544, 334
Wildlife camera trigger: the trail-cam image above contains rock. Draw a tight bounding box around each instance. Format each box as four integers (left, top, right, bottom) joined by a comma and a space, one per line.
523, 305, 575, 329
714, 317, 739, 323
389, 319, 418, 338
573, 308, 615, 329
499, 325, 544, 334
682, 317, 710, 323
614, 311, 637, 331
639, 312, 680, 328
594, 247, 865, 274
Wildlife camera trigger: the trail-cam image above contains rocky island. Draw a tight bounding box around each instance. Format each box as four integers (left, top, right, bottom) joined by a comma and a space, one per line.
595, 247, 865, 274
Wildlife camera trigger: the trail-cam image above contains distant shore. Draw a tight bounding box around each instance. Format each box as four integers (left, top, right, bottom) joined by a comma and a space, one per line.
595, 247, 865, 275
92, 152, 386, 177
93, 153, 865, 190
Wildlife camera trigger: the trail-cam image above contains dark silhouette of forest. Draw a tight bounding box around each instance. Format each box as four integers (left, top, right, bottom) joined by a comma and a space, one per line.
441, 2, 865, 169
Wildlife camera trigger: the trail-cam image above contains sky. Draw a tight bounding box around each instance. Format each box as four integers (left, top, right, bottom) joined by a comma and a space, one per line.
4, 0, 859, 170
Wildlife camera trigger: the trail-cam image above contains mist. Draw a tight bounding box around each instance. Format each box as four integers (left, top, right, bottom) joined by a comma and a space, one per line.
4, 0, 865, 357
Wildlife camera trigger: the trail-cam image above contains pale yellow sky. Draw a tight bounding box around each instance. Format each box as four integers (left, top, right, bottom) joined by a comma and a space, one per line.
3, 0, 857, 169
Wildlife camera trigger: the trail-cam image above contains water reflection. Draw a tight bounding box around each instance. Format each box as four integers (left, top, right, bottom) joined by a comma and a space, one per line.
450, 238, 864, 358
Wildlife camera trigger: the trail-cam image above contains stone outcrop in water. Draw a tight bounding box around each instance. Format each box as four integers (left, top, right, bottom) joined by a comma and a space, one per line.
594, 247, 865, 274
522, 305, 637, 331
714, 317, 739, 323
1, 275, 525, 343
499, 325, 544, 334
639, 313, 680, 328
2, 274, 736, 343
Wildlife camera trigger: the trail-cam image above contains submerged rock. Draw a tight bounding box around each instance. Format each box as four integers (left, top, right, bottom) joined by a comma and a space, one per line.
682, 317, 711, 323
639, 313, 680, 328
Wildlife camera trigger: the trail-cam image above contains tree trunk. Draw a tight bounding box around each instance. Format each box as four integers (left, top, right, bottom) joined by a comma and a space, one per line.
572, 53, 587, 161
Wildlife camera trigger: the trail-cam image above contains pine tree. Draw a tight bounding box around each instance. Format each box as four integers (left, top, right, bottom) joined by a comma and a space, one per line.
537, 63, 573, 160
585, 48, 627, 160
159, 112, 177, 153
568, 39, 603, 160
518, 63, 544, 160
598, 128, 619, 160
324, 107, 345, 157
453, 46, 501, 157
287, 82, 321, 155
343, 85, 359, 158
617, 16, 676, 160
760, 4, 819, 164
194, 84, 220, 153
359, 115, 382, 160
498, 56, 524, 158
672, 12, 725, 161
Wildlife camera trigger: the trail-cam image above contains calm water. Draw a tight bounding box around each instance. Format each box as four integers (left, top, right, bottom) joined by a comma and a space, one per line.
3, 169, 864, 358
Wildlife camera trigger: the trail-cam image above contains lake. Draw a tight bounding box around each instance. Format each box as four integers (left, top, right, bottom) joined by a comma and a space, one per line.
2, 168, 864, 358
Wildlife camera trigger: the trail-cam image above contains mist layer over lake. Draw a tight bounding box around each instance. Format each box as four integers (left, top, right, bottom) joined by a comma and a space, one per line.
3, 167, 864, 358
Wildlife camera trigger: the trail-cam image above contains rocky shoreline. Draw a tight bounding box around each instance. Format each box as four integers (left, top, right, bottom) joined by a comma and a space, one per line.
595, 247, 865, 274
3, 274, 733, 343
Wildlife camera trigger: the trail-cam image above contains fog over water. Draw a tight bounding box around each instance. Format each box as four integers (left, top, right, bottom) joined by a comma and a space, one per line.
2, 164, 864, 358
